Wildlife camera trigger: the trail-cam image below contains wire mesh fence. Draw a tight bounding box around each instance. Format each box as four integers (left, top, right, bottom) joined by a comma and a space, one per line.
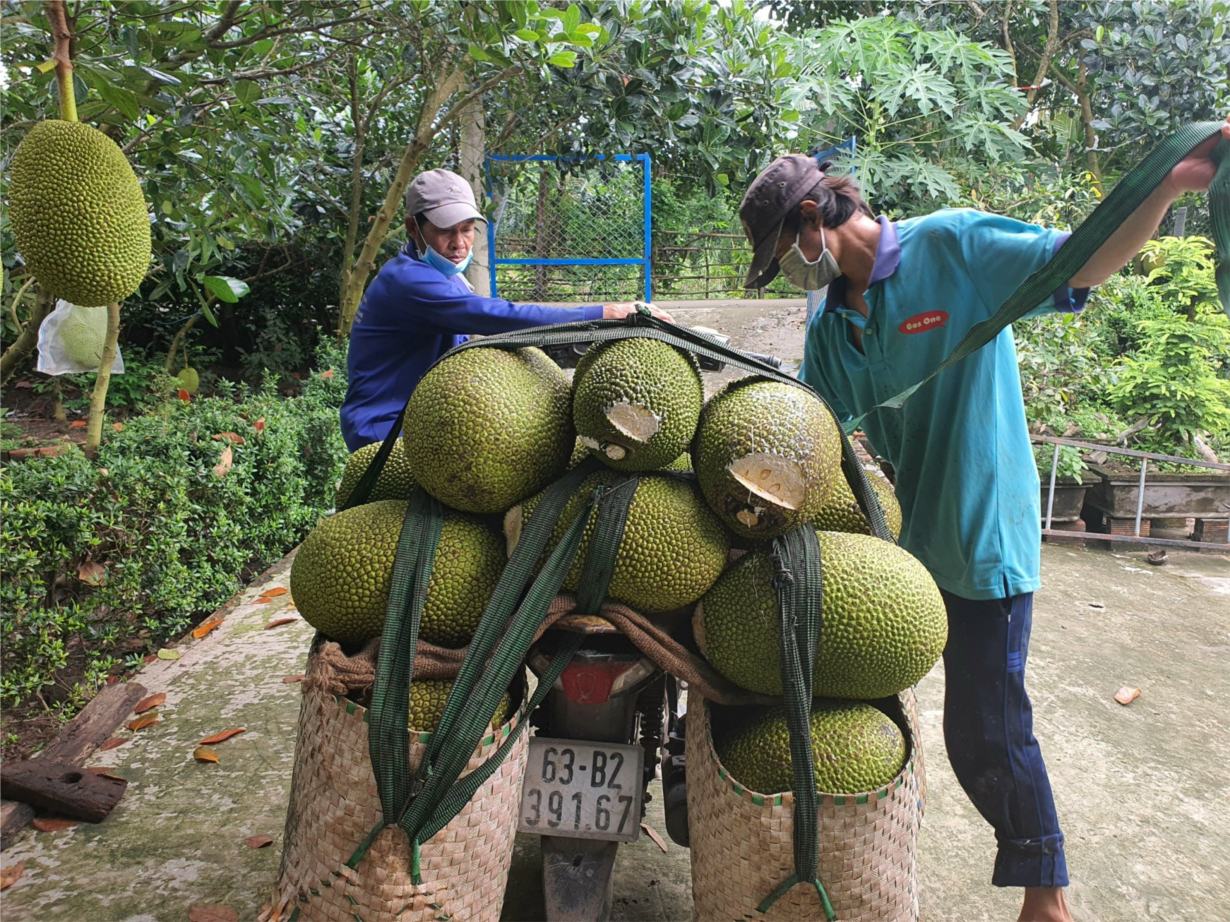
652, 230, 800, 300
487, 155, 649, 303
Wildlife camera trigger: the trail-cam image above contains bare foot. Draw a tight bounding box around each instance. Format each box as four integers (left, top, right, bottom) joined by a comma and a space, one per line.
1017, 887, 1074, 922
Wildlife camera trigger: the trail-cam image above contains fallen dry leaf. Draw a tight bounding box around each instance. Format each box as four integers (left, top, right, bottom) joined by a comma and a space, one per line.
157, 648, 181, 661
1114, 686, 1142, 705
212, 432, 245, 445
193, 746, 220, 764
86, 767, 125, 781
112, 422, 124, 432
32, 817, 76, 832
77, 561, 107, 586
0, 860, 26, 891
192, 618, 224, 639
126, 712, 161, 731
133, 692, 165, 714
320, 369, 335, 379
244, 834, 274, 849
69, 420, 87, 428
253, 417, 266, 433
259, 587, 289, 599
178, 388, 191, 402
282, 675, 305, 684
199, 728, 245, 745
213, 444, 233, 478
188, 906, 239, 922
641, 822, 668, 854
99, 737, 127, 751
264, 618, 297, 630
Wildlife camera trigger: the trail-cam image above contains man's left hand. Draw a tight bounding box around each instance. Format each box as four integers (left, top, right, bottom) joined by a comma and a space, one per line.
1164, 113, 1230, 196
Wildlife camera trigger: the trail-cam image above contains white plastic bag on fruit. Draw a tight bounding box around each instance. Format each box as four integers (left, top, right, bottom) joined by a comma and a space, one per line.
36, 299, 124, 375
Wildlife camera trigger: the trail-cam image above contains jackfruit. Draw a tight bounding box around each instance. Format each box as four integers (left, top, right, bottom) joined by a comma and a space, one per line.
9, 120, 151, 306
58, 302, 108, 367
662, 452, 692, 472
505, 472, 730, 614
694, 378, 842, 539
176, 366, 200, 395
404, 347, 573, 513
291, 500, 505, 646
335, 439, 417, 508
408, 679, 514, 734
694, 531, 946, 699
572, 339, 703, 471
813, 473, 902, 539
716, 700, 906, 795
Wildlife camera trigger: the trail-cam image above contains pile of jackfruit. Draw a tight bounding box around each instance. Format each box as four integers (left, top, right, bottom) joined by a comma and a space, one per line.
292, 339, 947, 780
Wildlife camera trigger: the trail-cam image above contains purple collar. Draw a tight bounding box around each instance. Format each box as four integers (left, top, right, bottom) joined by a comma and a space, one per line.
823, 216, 900, 313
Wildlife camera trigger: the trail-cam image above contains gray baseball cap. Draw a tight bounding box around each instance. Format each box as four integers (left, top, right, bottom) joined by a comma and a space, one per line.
404, 168, 486, 228
739, 155, 827, 288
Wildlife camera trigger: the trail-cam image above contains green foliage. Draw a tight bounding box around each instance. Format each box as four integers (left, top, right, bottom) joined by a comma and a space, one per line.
1136, 236, 1222, 320
0, 341, 348, 707
1107, 312, 1230, 453
1015, 312, 1101, 430
1033, 443, 1089, 485
781, 15, 1028, 212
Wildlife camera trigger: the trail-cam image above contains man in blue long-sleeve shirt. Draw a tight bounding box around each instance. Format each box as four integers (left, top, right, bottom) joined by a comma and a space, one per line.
341, 168, 671, 450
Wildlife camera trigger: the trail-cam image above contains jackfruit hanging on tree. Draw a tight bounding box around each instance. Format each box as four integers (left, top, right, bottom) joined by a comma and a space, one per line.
9, 120, 151, 306
572, 339, 704, 471
694, 531, 947, 699
716, 700, 907, 795
403, 347, 574, 513
290, 500, 505, 646
506, 471, 730, 614
694, 378, 842, 539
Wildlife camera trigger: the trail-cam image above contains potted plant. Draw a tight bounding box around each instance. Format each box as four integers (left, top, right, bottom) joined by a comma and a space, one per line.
1034, 443, 1089, 523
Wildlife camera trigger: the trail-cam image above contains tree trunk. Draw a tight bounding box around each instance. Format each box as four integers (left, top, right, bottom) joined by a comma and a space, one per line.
1075, 60, 1102, 192
84, 303, 121, 459
0, 289, 53, 386
535, 166, 550, 302
459, 96, 490, 297
338, 53, 366, 304
1013, 0, 1060, 130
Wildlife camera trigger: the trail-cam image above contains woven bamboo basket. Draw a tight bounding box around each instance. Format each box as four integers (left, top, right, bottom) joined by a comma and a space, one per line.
687, 690, 925, 922
274, 643, 527, 922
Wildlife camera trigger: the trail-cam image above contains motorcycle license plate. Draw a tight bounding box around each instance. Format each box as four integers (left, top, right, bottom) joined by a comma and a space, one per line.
517, 738, 644, 842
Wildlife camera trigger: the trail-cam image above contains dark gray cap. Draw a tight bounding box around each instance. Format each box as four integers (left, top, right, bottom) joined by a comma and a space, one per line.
739, 154, 827, 288
404, 168, 485, 228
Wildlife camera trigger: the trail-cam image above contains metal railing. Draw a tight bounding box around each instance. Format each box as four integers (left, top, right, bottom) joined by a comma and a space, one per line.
1033, 434, 1230, 550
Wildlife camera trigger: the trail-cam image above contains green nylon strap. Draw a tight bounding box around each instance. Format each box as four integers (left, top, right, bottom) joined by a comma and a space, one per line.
369, 486, 443, 825
842, 123, 1230, 436
340, 400, 408, 511
759, 526, 835, 921
575, 475, 637, 615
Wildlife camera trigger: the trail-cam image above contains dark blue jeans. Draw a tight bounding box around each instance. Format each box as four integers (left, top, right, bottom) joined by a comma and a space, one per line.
941, 589, 1069, 888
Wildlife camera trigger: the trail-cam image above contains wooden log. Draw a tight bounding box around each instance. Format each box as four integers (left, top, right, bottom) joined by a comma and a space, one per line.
0, 759, 127, 823
0, 800, 35, 850
0, 681, 146, 848
39, 681, 147, 764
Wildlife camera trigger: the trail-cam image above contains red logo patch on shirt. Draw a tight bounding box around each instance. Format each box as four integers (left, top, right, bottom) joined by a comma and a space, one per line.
898, 310, 949, 334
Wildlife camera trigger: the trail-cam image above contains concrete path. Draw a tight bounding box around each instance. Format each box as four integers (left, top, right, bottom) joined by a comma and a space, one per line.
2, 544, 1225, 922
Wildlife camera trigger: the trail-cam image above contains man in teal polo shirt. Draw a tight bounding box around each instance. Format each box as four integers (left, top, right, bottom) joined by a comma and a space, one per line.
738, 117, 1228, 922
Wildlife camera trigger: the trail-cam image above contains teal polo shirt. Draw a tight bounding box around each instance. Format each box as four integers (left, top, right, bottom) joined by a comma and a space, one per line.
800, 209, 1089, 600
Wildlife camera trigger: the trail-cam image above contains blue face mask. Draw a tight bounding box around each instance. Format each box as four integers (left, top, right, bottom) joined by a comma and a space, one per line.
421, 243, 472, 277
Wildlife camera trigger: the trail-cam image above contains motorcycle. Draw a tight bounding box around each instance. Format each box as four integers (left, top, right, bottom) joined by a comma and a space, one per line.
517, 329, 781, 921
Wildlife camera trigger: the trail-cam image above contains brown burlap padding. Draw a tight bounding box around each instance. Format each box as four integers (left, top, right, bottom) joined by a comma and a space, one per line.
276, 644, 526, 922
687, 691, 925, 922
303, 636, 469, 698
301, 595, 773, 707
547, 594, 779, 707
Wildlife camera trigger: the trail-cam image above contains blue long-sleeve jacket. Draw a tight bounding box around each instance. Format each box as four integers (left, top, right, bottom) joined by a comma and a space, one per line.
340, 243, 602, 451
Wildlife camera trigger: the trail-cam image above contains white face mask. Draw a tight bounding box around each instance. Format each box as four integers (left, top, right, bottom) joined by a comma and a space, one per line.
778, 225, 840, 291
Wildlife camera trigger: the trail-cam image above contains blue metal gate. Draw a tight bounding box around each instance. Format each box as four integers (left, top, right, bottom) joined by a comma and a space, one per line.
485, 153, 652, 303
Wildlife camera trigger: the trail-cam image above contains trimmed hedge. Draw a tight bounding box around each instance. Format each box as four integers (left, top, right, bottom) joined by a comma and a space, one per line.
0, 342, 349, 706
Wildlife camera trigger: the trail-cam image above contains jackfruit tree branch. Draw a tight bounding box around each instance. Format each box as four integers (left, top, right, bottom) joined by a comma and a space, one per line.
85, 303, 122, 459
47, 0, 76, 121
0, 288, 54, 386
337, 65, 520, 336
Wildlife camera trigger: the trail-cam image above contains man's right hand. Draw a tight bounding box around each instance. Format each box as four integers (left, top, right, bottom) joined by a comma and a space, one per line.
603, 302, 675, 323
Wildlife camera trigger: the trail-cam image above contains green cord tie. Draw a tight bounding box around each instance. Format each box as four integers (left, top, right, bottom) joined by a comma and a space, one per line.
345, 818, 386, 871
755, 873, 837, 921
